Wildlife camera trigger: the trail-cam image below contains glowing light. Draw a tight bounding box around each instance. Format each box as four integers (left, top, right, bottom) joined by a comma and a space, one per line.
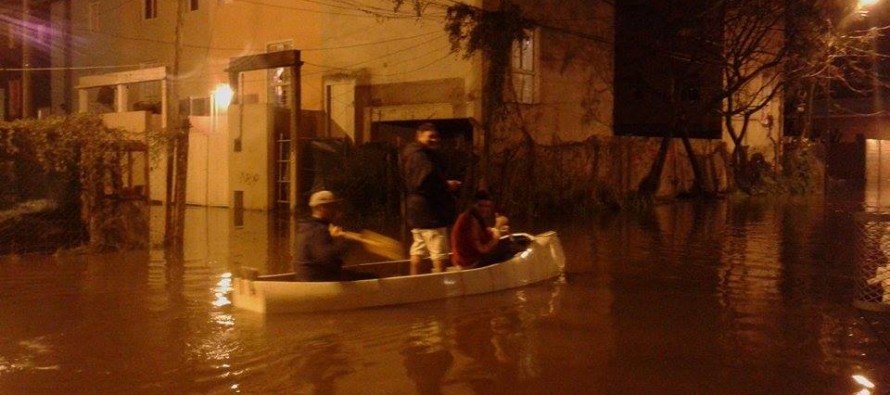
212, 84, 234, 109
212, 312, 235, 326
213, 273, 233, 307
853, 374, 876, 389
520, 250, 531, 259
215, 273, 233, 292
854, 389, 871, 395
857, 0, 881, 15
212, 293, 231, 307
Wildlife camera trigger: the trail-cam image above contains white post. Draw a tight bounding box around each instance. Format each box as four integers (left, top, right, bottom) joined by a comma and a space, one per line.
77, 89, 88, 113
115, 83, 127, 112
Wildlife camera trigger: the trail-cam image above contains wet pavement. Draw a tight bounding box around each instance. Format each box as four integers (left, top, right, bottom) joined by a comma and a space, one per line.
1, 193, 889, 394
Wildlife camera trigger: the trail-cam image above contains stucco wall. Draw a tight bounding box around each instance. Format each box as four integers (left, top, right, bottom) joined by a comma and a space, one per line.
228, 104, 272, 210
187, 116, 230, 207
509, 0, 615, 143
488, 135, 730, 217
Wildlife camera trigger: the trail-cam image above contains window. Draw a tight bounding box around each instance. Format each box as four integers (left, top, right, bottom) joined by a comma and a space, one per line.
144, 0, 157, 20
511, 28, 538, 104
190, 0, 199, 11
188, 96, 210, 116
267, 41, 293, 107
88, 2, 100, 32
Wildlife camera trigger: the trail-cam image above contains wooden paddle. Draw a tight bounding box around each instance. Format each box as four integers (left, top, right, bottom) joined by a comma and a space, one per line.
341, 230, 405, 261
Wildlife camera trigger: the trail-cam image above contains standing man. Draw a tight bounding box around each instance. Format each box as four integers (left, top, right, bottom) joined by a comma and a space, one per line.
293, 190, 375, 282
402, 122, 461, 274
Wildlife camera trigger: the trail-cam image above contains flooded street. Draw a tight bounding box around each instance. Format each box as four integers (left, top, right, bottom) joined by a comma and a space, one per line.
1, 194, 889, 394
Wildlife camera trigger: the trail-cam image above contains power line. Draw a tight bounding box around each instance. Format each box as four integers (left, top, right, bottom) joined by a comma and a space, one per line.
0, 63, 153, 72
68, 24, 443, 52
300, 32, 446, 74
29, 29, 448, 75
234, 0, 445, 19
374, 49, 456, 78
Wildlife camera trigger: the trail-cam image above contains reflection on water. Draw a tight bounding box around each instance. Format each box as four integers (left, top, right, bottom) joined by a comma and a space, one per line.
287, 334, 353, 394
403, 321, 452, 395
0, 199, 889, 393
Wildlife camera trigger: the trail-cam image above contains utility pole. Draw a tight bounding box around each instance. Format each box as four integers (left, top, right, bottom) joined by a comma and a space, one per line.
164, 0, 188, 249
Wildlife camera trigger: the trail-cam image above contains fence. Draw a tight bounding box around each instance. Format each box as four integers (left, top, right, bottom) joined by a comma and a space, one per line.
854, 212, 890, 313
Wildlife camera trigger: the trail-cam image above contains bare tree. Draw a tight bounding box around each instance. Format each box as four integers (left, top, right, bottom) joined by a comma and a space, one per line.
785, 0, 890, 141
624, 0, 886, 196
394, 0, 867, 199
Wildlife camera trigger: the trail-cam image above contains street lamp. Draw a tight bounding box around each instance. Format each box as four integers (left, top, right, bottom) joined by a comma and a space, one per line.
857, 0, 881, 15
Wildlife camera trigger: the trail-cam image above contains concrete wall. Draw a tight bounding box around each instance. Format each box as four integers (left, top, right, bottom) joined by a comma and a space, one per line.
509, 0, 615, 142
53, 0, 482, 121
187, 116, 230, 207
228, 104, 273, 210
551, 136, 729, 199
53, 0, 486, 210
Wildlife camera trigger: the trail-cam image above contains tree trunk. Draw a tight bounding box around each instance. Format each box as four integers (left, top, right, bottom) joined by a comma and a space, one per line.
801, 80, 817, 139
731, 142, 751, 192
638, 132, 673, 197
679, 126, 704, 195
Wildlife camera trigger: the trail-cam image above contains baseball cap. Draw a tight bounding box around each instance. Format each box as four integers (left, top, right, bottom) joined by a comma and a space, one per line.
308, 190, 342, 207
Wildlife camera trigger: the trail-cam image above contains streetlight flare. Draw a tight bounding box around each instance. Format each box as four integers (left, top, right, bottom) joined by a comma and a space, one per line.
857, 0, 881, 15
853, 374, 876, 389
212, 83, 234, 109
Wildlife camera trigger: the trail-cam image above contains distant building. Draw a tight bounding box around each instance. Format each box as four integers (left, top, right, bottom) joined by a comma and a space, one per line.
1, 0, 54, 120
46, 0, 615, 210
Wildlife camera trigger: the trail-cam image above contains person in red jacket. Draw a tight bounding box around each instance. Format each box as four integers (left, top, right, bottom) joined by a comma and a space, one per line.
450, 190, 510, 269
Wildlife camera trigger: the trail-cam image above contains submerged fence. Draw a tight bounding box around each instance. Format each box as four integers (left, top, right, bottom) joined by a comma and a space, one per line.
854, 212, 890, 312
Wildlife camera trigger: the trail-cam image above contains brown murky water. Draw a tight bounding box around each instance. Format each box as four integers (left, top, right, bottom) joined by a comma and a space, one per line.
1, 194, 889, 394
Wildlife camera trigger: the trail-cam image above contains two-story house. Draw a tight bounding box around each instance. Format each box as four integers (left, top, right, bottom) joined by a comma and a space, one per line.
46, 0, 616, 212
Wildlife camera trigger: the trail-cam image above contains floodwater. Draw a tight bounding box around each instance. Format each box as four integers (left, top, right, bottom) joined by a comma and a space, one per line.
1, 193, 889, 394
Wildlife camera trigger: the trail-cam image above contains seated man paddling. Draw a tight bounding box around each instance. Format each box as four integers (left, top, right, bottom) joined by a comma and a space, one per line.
293, 190, 377, 282
450, 190, 515, 270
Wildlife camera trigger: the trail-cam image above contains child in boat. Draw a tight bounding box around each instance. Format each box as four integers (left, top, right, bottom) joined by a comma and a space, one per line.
450, 190, 516, 270
293, 190, 376, 282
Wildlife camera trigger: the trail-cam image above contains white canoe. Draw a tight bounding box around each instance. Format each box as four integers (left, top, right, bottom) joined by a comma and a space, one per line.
231, 231, 566, 314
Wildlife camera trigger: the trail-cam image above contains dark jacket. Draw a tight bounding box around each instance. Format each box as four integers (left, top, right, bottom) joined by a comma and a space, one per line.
293, 217, 349, 281
402, 142, 456, 229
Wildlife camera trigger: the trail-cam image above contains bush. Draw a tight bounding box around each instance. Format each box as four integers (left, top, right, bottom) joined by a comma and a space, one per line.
0, 114, 147, 253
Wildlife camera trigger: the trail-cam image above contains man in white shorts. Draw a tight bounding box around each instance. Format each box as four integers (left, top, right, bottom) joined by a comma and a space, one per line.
401, 123, 461, 274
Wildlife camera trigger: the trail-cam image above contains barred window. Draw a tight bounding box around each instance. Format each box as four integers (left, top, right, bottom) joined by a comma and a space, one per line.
511, 28, 538, 104
267, 41, 293, 108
